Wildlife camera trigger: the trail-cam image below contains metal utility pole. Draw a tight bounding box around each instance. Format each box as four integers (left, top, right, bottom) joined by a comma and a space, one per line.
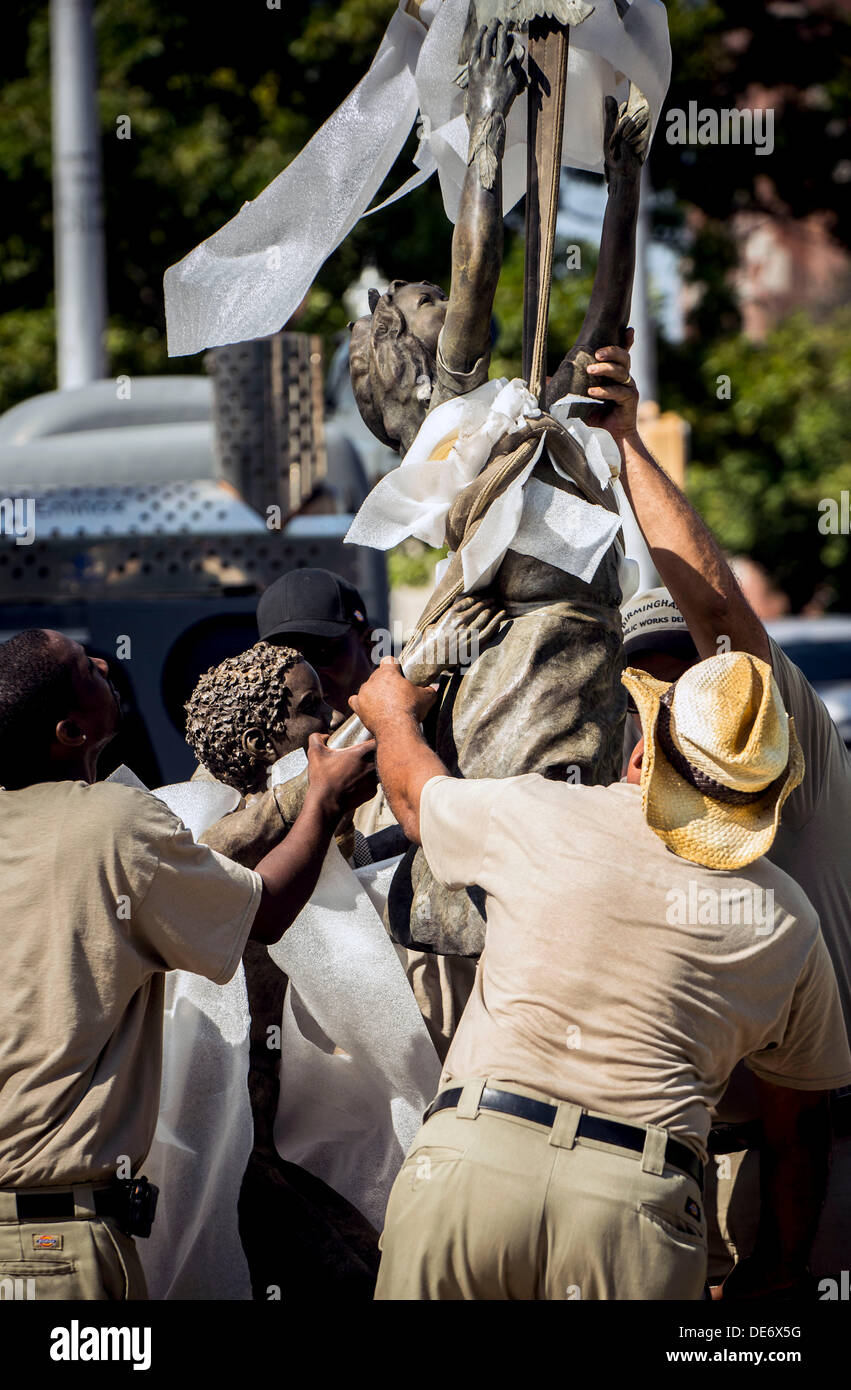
629, 162, 658, 405
621, 161, 661, 590
50, 0, 107, 389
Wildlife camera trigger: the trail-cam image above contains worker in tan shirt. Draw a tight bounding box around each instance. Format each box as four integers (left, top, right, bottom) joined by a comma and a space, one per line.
0, 628, 375, 1300
584, 335, 851, 1290
351, 653, 851, 1301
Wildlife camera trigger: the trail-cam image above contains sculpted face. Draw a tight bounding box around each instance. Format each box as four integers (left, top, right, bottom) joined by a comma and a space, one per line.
273, 660, 333, 755
387, 281, 447, 356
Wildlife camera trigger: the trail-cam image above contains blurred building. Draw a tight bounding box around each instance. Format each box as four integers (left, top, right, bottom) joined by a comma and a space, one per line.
732, 198, 851, 341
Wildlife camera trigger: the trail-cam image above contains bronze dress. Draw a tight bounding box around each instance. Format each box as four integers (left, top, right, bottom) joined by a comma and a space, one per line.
387, 407, 627, 957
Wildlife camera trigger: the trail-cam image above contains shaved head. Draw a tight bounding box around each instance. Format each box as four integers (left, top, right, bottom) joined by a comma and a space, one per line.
0, 629, 120, 788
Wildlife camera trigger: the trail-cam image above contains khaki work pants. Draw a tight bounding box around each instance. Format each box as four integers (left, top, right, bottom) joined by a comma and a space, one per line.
0, 1186, 148, 1301
375, 1078, 708, 1301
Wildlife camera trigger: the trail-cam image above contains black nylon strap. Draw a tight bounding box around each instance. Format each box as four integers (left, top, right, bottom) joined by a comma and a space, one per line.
425, 1086, 703, 1189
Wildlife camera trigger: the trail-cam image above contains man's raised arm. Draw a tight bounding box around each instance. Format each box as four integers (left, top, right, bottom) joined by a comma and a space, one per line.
249, 735, 376, 944
584, 333, 771, 664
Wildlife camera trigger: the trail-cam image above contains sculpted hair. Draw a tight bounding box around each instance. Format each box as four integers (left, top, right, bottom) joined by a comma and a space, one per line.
0, 630, 76, 786
184, 641, 302, 796
349, 281, 437, 454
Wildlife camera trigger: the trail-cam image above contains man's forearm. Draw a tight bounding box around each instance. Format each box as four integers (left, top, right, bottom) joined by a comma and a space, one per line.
250, 789, 337, 944
619, 430, 770, 663
374, 715, 448, 844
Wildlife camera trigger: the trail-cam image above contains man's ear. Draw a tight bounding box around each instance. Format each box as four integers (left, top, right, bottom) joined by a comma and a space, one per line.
55, 718, 86, 749
626, 735, 645, 785
371, 297, 404, 341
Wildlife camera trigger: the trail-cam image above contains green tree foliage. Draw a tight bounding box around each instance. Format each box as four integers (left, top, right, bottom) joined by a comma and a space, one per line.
1, 0, 413, 402
2, 1, 850, 607
648, 1, 851, 609
652, 0, 851, 336
660, 307, 851, 609
659, 0, 851, 242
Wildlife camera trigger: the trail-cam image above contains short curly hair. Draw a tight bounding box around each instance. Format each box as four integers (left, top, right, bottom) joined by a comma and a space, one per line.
185, 641, 303, 796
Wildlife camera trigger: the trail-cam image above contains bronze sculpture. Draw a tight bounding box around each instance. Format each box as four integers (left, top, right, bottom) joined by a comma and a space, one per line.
348, 16, 651, 956
184, 643, 332, 796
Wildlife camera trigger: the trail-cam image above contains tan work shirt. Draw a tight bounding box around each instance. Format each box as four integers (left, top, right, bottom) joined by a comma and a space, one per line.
420, 775, 851, 1162
0, 780, 261, 1188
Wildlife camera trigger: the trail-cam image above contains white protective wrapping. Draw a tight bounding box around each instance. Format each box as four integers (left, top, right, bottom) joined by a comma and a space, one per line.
270, 842, 442, 1232
269, 750, 442, 1229
344, 376, 637, 599
164, 0, 671, 356
139, 964, 254, 1301
105, 767, 253, 1300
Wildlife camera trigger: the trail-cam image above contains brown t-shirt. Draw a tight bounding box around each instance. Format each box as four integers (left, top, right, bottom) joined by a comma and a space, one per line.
420, 774, 851, 1162
0, 780, 261, 1187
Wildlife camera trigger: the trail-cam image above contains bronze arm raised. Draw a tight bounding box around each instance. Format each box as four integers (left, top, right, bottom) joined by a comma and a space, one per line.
546, 86, 649, 407
436, 20, 526, 388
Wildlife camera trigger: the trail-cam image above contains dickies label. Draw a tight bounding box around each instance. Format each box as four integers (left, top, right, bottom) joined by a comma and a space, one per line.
33, 1233, 63, 1251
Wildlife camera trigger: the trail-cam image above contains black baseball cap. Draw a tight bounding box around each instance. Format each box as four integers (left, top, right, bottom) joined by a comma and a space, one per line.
257, 568, 368, 642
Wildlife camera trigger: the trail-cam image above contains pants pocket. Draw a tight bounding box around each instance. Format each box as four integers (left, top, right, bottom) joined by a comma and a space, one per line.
0, 1259, 76, 1277
0, 1256, 79, 1300
398, 1145, 465, 1192
401, 1144, 466, 1165
639, 1201, 705, 1245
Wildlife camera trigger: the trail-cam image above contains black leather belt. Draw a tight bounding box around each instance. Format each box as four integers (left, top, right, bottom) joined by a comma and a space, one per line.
425, 1086, 704, 1190
14, 1189, 121, 1222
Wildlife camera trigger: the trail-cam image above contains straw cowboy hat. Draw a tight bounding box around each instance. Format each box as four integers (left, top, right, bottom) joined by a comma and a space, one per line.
622, 651, 805, 871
